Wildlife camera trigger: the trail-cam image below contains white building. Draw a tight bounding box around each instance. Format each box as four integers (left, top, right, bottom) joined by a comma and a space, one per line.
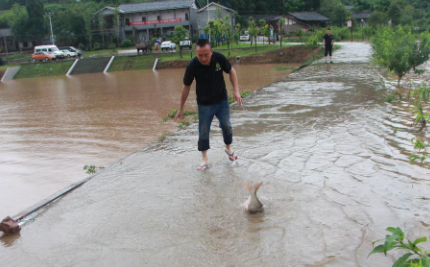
96, 0, 200, 42
197, 2, 236, 38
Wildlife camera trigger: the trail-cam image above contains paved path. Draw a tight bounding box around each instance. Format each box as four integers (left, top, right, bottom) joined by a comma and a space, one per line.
1, 43, 429, 267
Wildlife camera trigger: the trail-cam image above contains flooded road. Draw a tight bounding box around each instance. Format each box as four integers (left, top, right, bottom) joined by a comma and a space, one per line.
1, 43, 429, 266
0, 64, 295, 220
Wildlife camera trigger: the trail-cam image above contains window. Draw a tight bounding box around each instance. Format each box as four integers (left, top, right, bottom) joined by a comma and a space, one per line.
126, 18, 130, 25
142, 17, 146, 22
185, 13, 189, 21
157, 15, 161, 20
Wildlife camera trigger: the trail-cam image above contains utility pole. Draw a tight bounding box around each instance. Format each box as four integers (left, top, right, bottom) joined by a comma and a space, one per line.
207, 0, 210, 42
46, 13, 54, 44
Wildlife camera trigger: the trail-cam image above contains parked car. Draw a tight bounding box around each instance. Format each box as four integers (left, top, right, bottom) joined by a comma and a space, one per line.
179, 39, 192, 50
59, 46, 83, 57
34, 45, 65, 59
240, 31, 250, 41
32, 52, 56, 62
160, 41, 176, 51
61, 50, 77, 58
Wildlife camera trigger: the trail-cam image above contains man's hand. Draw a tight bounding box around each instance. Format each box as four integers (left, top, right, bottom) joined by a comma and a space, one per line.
173, 109, 183, 122
233, 91, 244, 106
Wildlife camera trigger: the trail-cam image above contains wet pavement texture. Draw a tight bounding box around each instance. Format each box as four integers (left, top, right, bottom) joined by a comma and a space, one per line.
0, 64, 293, 220
1, 43, 429, 266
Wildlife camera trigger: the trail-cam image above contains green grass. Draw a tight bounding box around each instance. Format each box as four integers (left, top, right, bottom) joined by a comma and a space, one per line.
274, 65, 297, 71
3, 53, 29, 61
109, 54, 159, 71
14, 61, 73, 79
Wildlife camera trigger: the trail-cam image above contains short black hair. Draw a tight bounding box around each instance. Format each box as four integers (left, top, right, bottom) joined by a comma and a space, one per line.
196, 39, 211, 48
327, 28, 331, 31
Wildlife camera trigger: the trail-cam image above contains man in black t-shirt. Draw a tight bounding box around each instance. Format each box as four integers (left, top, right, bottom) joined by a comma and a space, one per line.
174, 39, 244, 171
323, 28, 334, 63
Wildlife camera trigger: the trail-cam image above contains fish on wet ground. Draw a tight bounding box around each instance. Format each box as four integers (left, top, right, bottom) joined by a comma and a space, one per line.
244, 182, 263, 213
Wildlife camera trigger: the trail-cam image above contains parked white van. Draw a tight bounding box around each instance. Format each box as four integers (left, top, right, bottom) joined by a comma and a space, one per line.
34, 45, 65, 59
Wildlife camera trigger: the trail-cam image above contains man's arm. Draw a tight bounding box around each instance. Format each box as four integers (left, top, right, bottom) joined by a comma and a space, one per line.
174, 84, 191, 121
229, 67, 244, 106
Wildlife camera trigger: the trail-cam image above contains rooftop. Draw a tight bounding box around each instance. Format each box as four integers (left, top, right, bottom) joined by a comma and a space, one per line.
288, 12, 329, 22
118, 0, 197, 14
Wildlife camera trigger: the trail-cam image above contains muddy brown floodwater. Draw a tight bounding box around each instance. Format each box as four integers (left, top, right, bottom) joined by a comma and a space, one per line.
0, 43, 429, 267
0, 64, 296, 220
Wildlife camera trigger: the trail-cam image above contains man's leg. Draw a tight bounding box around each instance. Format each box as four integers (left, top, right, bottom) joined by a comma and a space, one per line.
329, 46, 333, 62
198, 104, 216, 169
324, 47, 328, 63
215, 100, 235, 159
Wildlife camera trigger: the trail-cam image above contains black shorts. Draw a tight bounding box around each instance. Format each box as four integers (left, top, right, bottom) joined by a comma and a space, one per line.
325, 45, 333, 56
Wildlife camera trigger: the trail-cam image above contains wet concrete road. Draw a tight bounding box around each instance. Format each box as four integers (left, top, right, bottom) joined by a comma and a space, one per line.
1, 43, 429, 266
0, 64, 293, 220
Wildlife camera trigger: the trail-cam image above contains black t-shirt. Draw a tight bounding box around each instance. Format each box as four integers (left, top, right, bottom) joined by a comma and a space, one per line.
183, 51, 232, 105
324, 34, 334, 47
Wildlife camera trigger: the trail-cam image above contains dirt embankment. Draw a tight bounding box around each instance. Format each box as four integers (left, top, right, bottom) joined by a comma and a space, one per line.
156, 46, 318, 69
0, 70, 4, 80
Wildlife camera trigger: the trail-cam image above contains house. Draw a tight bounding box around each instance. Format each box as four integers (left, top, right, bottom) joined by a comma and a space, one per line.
96, 0, 200, 43
197, 2, 236, 37
0, 28, 40, 53
283, 12, 329, 33
353, 12, 373, 26
245, 14, 284, 35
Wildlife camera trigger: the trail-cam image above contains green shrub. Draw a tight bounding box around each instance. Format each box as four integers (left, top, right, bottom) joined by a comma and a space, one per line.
121, 39, 133, 48
93, 42, 101, 51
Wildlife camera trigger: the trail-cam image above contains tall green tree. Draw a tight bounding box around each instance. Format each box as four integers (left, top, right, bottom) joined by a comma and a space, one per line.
26, 0, 47, 40
371, 27, 430, 84
171, 25, 188, 58
387, 2, 402, 26
369, 11, 389, 28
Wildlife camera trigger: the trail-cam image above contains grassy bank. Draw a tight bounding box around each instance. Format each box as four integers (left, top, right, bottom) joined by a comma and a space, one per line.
14, 61, 73, 79
109, 45, 287, 71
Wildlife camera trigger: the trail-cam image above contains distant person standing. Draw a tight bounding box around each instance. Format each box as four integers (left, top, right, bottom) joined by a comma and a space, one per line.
323, 28, 334, 63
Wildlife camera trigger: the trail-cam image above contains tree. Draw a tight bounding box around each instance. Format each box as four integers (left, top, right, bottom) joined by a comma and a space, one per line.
222, 16, 234, 56
247, 17, 258, 52
400, 5, 415, 26
320, 0, 349, 26
304, 0, 320, 11
387, 2, 402, 26
371, 27, 430, 84
26, 0, 47, 40
171, 25, 188, 58
368, 11, 389, 28
258, 19, 267, 44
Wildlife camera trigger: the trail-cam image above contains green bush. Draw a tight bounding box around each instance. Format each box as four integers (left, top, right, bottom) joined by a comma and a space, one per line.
121, 39, 133, 48
78, 43, 85, 51
369, 227, 430, 267
371, 26, 430, 84
93, 42, 101, 51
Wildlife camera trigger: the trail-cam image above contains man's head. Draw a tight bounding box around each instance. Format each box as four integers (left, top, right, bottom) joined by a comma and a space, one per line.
327, 28, 331, 35
195, 39, 213, 66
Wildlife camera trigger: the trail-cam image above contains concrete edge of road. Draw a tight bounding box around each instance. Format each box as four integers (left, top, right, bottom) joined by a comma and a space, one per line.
1, 67, 21, 82
103, 56, 115, 73
66, 59, 79, 76
8, 142, 163, 227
